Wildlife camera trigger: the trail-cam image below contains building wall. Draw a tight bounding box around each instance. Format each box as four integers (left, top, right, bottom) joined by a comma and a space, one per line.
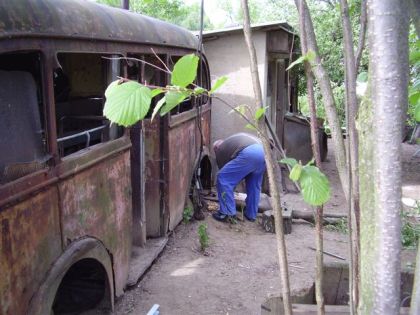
204, 31, 268, 148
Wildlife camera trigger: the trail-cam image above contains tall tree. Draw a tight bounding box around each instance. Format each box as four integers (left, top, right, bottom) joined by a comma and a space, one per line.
339, 0, 360, 311
240, 1, 293, 314
294, 0, 349, 201
359, 0, 409, 313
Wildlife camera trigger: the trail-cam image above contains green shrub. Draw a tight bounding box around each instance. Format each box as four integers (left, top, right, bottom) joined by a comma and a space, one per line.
183, 207, 193, 224
198, 223, 209, 251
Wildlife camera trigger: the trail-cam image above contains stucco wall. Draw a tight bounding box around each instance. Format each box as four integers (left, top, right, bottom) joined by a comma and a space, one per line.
204, 31, 267, 146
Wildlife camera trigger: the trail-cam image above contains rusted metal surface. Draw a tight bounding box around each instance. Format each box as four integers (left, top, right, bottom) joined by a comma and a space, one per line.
167, 107, 211, 231
0, 0, 197, 49
0, 2, 212, 312
130, 123, 146, 246
58, 150, 132, 297
27, 237, 115, 315
143, 118, 163, 238
43, 53, 59, 164
0, 187, 62, 315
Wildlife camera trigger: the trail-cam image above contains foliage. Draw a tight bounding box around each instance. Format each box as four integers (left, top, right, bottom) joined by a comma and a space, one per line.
95, 0, 213, 30
286, 50, 316, 71
280, 158, 330, 206
103, 54, 223, 126
401, 210, 420, 249
325, 218, 348, 234
183, 207, 193, 224
408, 27, 420, 126
104, 81, 152, 127
198, 223, 209, 251
294, 0, 367, 128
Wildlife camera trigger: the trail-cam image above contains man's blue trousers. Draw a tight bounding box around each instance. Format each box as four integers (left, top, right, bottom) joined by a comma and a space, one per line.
216, 143, 266, 220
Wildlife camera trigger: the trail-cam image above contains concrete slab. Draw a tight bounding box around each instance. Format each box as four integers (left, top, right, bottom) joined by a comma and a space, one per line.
126, 237, 168, 287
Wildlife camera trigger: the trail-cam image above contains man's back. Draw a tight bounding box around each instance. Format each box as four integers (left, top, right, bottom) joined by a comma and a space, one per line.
215, 133, 261, 169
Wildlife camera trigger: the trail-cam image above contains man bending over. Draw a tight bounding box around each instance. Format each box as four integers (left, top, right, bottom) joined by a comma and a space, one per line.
212, 132, 266, 222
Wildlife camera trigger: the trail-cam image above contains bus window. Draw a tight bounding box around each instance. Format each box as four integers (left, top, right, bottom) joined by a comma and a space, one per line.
168, 55, 194, 115
126, 54, 166, 118
55, 53, 124, 157
0, 52, 49, 184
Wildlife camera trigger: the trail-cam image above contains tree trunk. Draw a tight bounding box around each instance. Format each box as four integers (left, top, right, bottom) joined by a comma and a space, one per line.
355, 0, 367, 72
339, 0, 360, 312
294, 0, 349, 200
359, 0, 409, 313
410, 243, 420, 315
297, 1, 324, 314
240, 1, 292, 314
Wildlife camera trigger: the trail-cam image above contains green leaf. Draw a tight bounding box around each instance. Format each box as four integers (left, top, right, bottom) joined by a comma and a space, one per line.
409, 90, 420, 107
306, 50, 316, 62
209, 76, 228, 94
160, 91, 189, 115
104, 80, 152, 127
299, 166, 331, 206
151, 88, 164, 98
245, 123, 257, 131
286, 50, 316, 71
289, 163, 303, 181
255, 107, 267, 121
286, 55, 306, 71
305, 158, 315, 166
151, 96, 166, 121
415, 103, 420, 122
280, 158, 298, 168
230, 104, 247, 116
357, 72, 368, 83
194, 87, 206, 95
171, 54, 199, 88
409, 49, 420, 64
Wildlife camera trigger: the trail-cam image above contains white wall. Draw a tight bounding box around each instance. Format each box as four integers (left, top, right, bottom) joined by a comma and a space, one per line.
204, 31, 268, 146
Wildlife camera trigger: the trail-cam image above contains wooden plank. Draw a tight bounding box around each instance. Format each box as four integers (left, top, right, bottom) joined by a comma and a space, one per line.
262, 303, 410, 314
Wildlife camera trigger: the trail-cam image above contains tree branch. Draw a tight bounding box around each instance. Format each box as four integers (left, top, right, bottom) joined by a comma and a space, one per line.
355, 0, 367, 72
240, 1, 293, 314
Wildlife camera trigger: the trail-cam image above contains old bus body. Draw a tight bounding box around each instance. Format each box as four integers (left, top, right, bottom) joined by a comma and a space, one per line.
0, 1, 211, 314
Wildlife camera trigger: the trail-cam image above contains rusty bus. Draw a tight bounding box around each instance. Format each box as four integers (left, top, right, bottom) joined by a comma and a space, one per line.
0, 1, 212, 314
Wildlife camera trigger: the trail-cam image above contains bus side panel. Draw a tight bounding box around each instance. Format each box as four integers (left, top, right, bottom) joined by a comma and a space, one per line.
0, 187, 62, 315
199, 110, 211, 150
143, 119, 162, 237
58, 151, 132, 297
167, 110, 211, 231
168, 121, 195, 230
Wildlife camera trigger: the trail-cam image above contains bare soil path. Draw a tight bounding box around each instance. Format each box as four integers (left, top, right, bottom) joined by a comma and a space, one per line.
113, 140, 419, 315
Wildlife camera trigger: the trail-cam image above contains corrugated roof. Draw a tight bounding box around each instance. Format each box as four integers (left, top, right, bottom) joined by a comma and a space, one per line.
0, 0, 197, 49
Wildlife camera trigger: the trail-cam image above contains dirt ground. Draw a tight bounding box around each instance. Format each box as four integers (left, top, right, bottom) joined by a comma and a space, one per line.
113, 140, 420, 315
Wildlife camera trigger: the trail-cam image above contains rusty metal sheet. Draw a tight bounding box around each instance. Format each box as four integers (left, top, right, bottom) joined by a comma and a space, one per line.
58, 150, 132, 297
0, 187, 62, 315
0, 0, 197, 49
143, 119, 163, 238
167, 108, 211, 231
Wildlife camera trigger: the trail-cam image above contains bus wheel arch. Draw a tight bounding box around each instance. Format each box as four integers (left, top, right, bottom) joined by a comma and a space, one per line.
190, 147, 213, 220
27, 237, 114, 315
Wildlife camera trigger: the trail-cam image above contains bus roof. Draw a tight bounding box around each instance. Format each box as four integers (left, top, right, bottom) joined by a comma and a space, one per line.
0, 0, 198, 49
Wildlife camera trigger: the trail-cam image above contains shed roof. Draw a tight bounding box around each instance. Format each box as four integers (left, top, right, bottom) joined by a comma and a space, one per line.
0, 0, 197, 49
202, 21, 295, 39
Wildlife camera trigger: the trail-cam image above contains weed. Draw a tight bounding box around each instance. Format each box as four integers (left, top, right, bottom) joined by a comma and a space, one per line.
198, 223, 209, 251
324, 218, 348, 234
183, 207, 193, 224
401, 211, 420, 249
